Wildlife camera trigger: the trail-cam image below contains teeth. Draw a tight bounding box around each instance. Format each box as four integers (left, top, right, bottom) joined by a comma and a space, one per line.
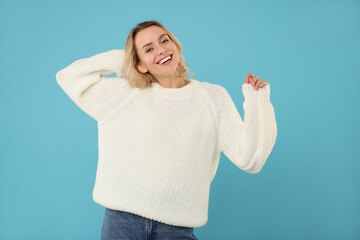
159, 55, 172, 64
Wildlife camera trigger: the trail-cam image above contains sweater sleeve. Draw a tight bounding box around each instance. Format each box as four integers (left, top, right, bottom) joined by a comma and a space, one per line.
216, 83, 277, 174
56, 49, 129, 121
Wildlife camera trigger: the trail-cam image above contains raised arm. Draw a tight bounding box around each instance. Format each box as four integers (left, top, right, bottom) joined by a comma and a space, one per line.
216, 83, 277, 174
56, 49, 129, 121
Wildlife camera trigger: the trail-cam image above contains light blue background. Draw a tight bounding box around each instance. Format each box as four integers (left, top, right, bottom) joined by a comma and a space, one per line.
0, 0, 359, 239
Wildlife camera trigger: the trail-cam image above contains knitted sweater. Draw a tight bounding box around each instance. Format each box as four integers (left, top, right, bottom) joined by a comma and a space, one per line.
56, 49, 277, 228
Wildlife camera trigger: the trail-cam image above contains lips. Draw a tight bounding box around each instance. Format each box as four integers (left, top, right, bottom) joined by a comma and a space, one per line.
157, 54, 172, 64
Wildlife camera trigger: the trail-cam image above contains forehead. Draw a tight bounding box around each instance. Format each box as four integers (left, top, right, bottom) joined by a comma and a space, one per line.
135, 26, 167, 46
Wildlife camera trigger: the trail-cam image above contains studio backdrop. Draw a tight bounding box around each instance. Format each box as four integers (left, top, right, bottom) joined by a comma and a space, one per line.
0, 0, 358, 239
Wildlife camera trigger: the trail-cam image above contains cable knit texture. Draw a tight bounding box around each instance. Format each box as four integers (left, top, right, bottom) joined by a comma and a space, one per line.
56, 49, 277, 227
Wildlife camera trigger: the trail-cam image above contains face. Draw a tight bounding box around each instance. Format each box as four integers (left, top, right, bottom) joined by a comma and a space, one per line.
134, 25, 180, 79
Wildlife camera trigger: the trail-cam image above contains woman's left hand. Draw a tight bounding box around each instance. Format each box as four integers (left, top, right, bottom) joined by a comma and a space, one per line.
244, 72, 268, 90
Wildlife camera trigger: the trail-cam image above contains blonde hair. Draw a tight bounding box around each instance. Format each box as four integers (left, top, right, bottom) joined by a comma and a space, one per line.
120, 20, 195, 89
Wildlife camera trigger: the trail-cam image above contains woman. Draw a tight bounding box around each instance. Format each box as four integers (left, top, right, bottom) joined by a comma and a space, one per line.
56, 20, 277, 240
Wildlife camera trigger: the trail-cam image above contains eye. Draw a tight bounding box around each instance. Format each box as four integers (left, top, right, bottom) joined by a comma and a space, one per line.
145, 39, 169, 53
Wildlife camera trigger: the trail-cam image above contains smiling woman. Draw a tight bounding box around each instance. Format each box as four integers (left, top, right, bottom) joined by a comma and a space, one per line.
121, 21, 195, 89
56, 19, 277, 240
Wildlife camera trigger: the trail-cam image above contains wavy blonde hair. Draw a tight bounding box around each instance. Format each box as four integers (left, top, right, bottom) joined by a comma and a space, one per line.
120, 20, 195, 88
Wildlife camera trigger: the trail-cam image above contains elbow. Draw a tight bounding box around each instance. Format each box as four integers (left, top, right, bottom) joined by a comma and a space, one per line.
56, 69, 71, 91
248, 124, 277, 174
242, 152, 268, 174
245, 161, 264, 174
56, 70, 65, 87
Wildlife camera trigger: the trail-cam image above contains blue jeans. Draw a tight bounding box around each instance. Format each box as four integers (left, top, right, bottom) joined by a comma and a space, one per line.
101, 208, 199, 240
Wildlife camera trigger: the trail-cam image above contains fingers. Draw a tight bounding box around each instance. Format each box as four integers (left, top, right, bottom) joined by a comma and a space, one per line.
252, 76, 258, 86
245, 72, 255, 84
255, 78, 262, 90
244, 74, 250, 84
245, 72, 268, 90
260, 81, 268, 87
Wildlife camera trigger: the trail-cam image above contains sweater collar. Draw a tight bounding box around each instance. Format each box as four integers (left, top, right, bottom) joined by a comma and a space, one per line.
151, 79, 198, 98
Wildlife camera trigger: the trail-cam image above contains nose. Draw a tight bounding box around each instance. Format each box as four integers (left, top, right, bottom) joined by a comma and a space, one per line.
158, 46, 167, 55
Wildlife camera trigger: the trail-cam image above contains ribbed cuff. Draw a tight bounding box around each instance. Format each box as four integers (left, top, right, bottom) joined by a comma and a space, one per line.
242, 83, 271, 103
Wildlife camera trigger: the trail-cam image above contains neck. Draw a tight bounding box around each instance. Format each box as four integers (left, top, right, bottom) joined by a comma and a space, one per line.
154, 73, 189, 89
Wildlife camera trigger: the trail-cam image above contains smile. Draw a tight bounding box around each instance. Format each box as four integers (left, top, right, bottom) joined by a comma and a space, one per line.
157, 54, 173, 65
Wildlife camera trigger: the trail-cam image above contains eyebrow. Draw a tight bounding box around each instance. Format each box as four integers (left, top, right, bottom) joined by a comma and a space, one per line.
142, 33, 168, 50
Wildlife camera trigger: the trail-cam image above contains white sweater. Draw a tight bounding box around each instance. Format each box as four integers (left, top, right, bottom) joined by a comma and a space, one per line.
56, 49, 277, 228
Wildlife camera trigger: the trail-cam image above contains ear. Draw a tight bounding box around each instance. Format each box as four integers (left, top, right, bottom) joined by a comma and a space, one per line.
137, 63, 148, 74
